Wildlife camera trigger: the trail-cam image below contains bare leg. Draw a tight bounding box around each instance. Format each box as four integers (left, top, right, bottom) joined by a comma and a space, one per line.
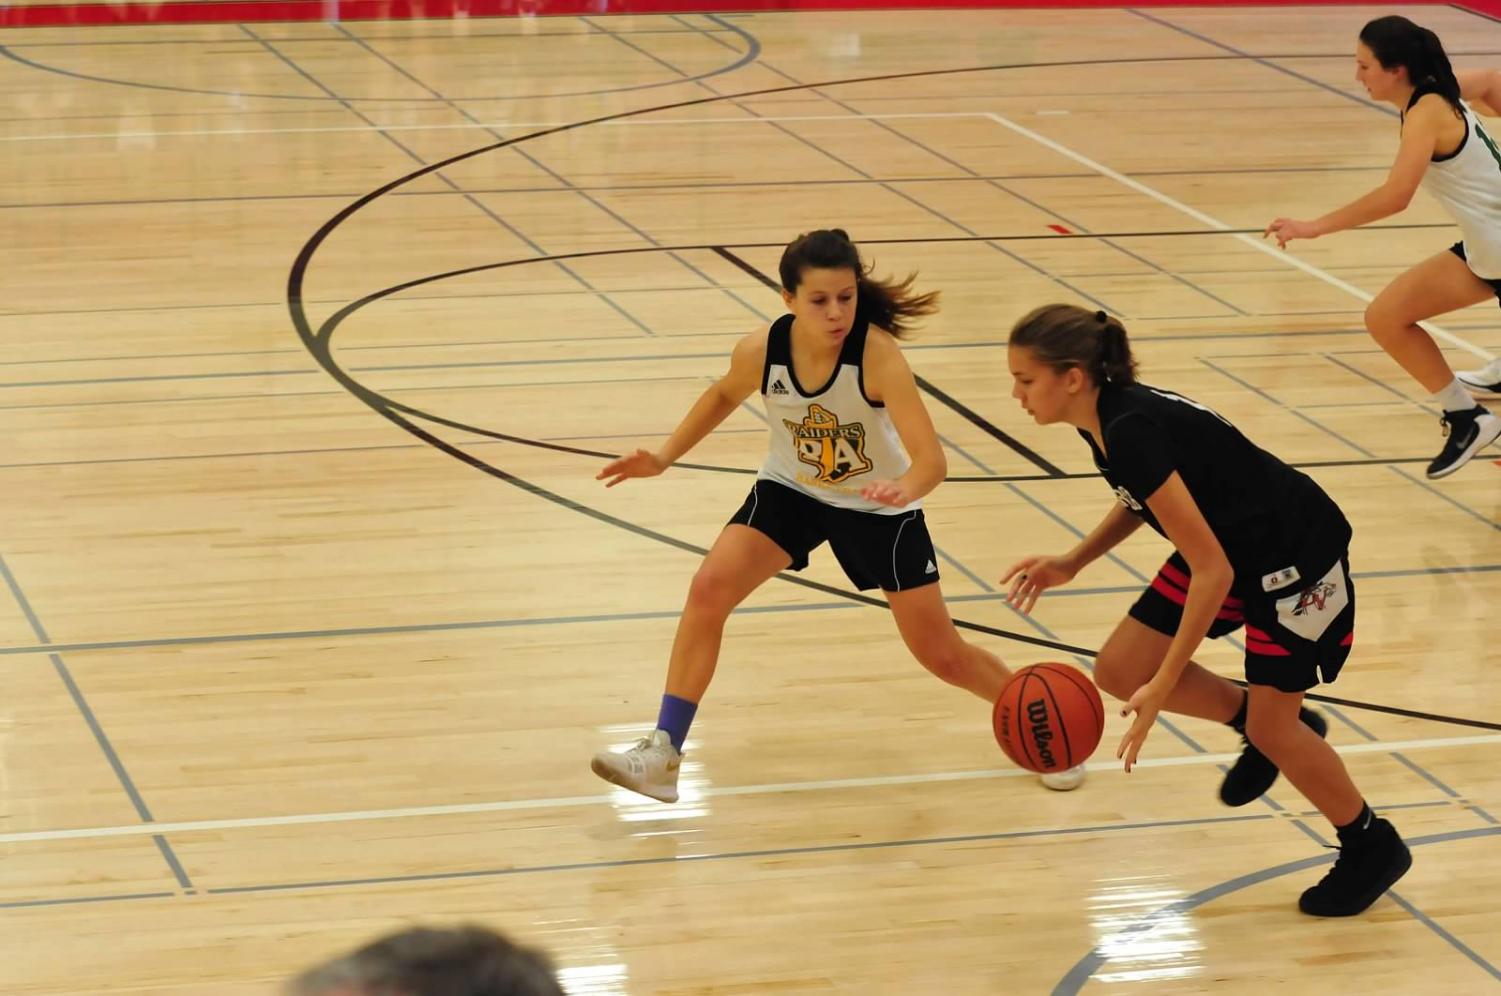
1094, 615, 1244, 722
887, 582, 1011, 701
663, 524, 791, 702
1365, 249, 1492, 394
1245, 685, 1363, 825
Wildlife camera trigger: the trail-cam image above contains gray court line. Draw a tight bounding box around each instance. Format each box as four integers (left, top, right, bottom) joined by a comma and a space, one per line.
3, 26, 740, 49
725, 40, 1246, 319
0, 555, 194, 890
1051, 824, 1501, 994
236, 24, 654, 336
1322, 352, 1441, 417
1299, 400, 1410, 409
1004, 482, 1149, 583
933, 546, 993, 593
0, 15, 756, 104
0, 562, 1488, 662
199, 810, 1287, 897
0, 797, 1461, 912
0, 420, 758, 472
153, 835, 196, 892
1202, 357, 1499, 529
0, 326, 1433, 393
0, 169, 1426, 214
0, 891, 175, 911
0, 348, 731, 389
0, 601, 865, 659
1388, 465, 1501, 531
1386, 887, 1501, 983
1128, 8, 1399, 119
332, 22, 770, 325
651, 14, 1120, 314
1198, 357, 1379, 457
729, 59, 1121, 315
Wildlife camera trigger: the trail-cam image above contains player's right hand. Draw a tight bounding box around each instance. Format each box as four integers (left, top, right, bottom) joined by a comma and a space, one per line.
598, 448, 668, 487
1000, 555, 1077, 614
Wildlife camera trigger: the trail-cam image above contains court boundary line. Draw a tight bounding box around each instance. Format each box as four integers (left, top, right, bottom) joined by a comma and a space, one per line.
0, 731, 1494, 846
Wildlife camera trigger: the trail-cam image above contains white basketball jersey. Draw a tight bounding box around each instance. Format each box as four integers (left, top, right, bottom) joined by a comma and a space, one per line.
1416, 96, 1501, 279
758, 314, 916, 514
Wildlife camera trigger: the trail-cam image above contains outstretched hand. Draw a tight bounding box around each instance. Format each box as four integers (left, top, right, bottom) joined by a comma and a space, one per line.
597, 448, 668, 488
1263, 217, 1318, 250
1000, 555, 1077, 614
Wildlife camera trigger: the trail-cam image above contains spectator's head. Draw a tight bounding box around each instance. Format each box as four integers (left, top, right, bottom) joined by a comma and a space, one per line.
286, 924, 564, 996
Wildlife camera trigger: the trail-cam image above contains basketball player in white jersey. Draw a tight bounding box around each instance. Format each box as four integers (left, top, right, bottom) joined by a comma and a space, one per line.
1265, 16, 1501, 478
589, 229, 1083, 802
1453, 67, 1501, 397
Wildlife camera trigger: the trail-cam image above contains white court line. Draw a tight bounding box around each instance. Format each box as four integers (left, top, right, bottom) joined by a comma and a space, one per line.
0, 731, 1494, 846
986, 111, 1493, 360
0, 110, 983, 143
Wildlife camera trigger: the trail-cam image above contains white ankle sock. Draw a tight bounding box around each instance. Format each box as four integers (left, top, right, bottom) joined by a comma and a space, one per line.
1435, 378, 1477, 413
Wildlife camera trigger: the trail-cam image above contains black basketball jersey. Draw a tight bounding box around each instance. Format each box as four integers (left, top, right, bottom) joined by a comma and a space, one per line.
1079, 383, 1351, 595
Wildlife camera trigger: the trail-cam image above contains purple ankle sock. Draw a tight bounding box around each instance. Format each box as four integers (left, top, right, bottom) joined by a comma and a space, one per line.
656, 694, 698, 752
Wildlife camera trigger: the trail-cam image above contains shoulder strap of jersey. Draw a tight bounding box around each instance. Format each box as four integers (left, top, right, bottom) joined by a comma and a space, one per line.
762, 314, 794, 394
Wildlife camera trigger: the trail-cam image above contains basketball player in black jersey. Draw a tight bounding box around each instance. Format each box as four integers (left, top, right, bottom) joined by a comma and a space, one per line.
589, 231, 1084, 804
1001, 303, 1410, 917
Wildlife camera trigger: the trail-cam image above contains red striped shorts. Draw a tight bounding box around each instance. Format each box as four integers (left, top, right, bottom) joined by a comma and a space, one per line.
1128, 551, 1355, 692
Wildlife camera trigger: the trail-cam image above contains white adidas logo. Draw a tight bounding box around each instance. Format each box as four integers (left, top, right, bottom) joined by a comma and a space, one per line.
925, 559, 937, 574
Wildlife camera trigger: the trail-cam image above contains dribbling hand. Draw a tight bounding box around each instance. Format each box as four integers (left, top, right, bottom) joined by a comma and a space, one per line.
597, 448, 668, 487
1117, 679, 1169, 773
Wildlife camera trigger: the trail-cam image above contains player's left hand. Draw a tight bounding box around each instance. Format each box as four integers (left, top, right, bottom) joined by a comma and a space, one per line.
860, 480, 913, 507
1117, 679, 1169, 773
1263, 217, 1318, 249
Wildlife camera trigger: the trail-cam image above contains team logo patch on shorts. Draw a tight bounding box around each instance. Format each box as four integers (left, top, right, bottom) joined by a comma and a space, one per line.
1273, 561, 1348, 642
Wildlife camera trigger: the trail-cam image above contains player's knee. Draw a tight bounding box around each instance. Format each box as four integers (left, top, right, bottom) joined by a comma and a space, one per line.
1363, 300, 1402, 342
1091, 646, 1135, 700
684, 565, 739, 616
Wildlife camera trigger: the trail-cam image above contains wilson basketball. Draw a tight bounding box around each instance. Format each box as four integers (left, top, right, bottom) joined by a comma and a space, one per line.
992, 663, 1105, 774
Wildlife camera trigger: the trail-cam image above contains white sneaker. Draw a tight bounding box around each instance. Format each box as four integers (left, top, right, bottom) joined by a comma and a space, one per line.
1039, 763, 1086, 792
590, 729, 681, 803
1456, 357, 1501, 398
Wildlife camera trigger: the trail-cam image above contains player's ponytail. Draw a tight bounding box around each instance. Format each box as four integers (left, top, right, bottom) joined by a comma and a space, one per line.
1008, 304, 1140, 386
1360, 15, 1462, 111
778, 229, 939, 339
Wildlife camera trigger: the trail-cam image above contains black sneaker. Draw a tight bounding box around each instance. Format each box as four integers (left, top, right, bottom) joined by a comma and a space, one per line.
1426, 407, 1501, 479
1456, 358, 1501, 398
1299, 817, 1412, 917
1218, 707, 1327, 807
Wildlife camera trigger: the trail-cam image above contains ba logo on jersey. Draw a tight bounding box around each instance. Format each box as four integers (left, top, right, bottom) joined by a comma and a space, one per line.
784, 403, 872, 484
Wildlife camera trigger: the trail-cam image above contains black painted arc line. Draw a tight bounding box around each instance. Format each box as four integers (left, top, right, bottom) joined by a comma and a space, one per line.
288, 56, 1501, 734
